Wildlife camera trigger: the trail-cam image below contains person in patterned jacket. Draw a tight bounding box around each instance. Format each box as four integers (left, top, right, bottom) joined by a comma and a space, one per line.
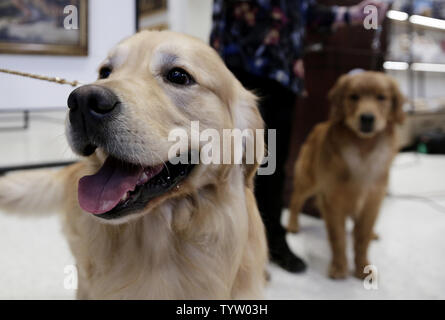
210, 0, 388, 273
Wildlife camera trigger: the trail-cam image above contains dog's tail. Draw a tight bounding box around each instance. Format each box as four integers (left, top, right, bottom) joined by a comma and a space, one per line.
0, 165, 73, 216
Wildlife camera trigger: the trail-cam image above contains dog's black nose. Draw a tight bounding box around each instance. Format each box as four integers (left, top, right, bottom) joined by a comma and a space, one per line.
360, 113, 375, 133
68, 85, 119, 115
68, 85, 120, 156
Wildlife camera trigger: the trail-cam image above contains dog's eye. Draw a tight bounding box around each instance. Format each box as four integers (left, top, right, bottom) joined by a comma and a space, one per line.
349, 94, 359, 101
99, 66, 112, 79
166, 68, 194, 85
377, 94, 387, 101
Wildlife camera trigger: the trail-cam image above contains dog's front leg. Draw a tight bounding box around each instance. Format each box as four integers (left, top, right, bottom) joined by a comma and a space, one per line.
288, 177, 316, 234
353, 188, 385, 279
0, 162, 82, 216
287, 147, 317, 234
75, 272, 91, 300
320, 198, 348, 279
0, 168, 64, 215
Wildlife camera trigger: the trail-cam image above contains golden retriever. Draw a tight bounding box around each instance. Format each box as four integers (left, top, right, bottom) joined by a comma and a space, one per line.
287, 71, 405, 279
0, 31, 268, 299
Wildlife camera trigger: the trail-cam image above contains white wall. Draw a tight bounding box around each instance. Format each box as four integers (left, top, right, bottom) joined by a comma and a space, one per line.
0, 0, 213, 110
168, 0, 212, 42
5, 1, 444, 112
0, 0, 136, 110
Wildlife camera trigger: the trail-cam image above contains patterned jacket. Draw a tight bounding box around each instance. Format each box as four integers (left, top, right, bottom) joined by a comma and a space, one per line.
210, 0, 337, 93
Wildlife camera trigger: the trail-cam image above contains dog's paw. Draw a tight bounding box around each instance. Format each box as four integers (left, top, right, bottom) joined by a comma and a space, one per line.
286, 222, 300, 234
354, 269, 369, 280
286, 215, 300, 233
328, 263, 348, 279
354, 262, 372, 279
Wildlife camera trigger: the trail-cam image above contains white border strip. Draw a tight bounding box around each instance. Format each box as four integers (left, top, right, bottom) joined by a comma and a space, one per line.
386, 10, 408, 21
409, 15, 445, 30
383, 61, 409, 71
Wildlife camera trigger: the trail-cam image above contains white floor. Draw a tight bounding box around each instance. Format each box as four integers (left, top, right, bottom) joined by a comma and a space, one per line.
0, 113, 444, 299
0, 110, 76, 167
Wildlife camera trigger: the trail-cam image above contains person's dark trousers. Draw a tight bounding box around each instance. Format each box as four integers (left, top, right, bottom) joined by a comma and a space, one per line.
230, 68, 306, 273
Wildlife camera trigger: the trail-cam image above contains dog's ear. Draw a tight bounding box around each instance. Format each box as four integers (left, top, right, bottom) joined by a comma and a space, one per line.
388, 76, 405, 124
231, 84, 264, 189
328, 74, 350, 122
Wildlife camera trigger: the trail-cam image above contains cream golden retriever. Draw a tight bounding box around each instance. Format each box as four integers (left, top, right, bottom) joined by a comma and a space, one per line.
0, 31, 267, 299
287, 71, 405, 279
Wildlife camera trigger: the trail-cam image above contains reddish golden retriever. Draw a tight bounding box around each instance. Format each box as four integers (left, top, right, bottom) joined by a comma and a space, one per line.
287, 71, 405, 279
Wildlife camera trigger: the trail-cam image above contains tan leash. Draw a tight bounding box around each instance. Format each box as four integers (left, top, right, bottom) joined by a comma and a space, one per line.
0, 68, 80, 173
0, 68, 82, 87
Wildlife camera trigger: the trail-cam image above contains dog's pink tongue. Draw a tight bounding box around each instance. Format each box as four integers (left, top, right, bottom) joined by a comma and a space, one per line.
78, 157, 144, 215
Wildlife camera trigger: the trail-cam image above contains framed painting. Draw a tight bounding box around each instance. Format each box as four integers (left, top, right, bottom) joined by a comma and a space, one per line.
136, 0, 169, 32
0, 0, 88, 56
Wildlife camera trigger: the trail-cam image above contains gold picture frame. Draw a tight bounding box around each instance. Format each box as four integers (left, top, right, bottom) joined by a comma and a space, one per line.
0, 0, 88, 56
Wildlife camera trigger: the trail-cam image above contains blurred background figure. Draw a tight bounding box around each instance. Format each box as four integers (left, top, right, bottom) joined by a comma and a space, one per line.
210, 0, 388, 273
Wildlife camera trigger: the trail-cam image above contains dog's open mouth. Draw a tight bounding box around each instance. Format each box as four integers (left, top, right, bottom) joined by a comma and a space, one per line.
78, 156, 194, 220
